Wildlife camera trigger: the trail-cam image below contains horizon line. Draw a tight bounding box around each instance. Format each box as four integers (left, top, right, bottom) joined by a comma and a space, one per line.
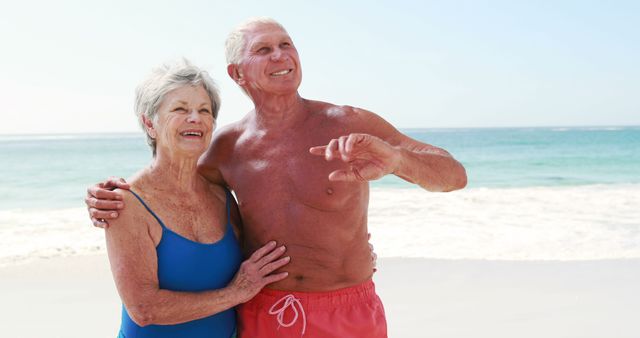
1, 124, 639, 137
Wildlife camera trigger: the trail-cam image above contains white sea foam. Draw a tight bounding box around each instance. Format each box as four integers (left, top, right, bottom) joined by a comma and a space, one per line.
368, 184, 640, 260
1, 185, 639, 266
0, 208, 104, 267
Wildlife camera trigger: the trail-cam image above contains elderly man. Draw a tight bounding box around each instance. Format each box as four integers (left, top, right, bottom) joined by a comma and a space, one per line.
87, 17, 466, 338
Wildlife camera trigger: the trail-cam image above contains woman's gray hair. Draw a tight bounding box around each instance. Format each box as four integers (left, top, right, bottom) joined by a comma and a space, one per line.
134, 58, 221, 155
225, 17, 287, 65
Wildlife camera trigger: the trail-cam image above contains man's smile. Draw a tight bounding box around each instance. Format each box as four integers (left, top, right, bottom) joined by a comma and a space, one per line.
270, 69, 293, 76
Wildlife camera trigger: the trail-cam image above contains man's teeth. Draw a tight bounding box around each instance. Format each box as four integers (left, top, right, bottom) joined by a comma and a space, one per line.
271, 69, 291, 76
181, 131, 202, 136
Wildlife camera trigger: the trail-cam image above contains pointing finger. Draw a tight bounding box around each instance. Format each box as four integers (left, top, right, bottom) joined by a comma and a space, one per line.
309, 146, 327, 156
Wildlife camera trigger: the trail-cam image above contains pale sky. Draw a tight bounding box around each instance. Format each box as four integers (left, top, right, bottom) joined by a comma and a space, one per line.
0, 0, 638, 134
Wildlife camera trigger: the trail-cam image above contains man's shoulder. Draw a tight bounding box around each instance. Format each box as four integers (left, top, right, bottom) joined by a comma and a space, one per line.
307, 99, 399, 137
213, 120, 245, 144
199, 120, 247, 175
308, 100, 373, 122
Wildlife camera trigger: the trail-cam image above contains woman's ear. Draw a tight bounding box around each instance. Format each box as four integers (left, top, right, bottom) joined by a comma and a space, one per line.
142, 115, 156, 138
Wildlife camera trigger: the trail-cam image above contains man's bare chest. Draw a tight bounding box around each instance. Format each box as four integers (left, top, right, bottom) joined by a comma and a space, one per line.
223, 139, 363, 212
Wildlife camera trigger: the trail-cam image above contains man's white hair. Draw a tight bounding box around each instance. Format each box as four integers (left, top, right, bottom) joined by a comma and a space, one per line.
225, 17, 287, 65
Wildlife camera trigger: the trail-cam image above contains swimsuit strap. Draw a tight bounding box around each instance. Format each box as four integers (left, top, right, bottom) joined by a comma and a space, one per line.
128, 189, 168, 230
224, 187, 232, 225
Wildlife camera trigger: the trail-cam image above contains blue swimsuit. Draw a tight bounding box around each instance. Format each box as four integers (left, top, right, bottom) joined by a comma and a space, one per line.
118, 189, 242, 338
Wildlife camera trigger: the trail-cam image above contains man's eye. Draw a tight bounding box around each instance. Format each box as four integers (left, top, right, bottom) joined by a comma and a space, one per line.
257, 47, 270, 54
281, 42, 291, 47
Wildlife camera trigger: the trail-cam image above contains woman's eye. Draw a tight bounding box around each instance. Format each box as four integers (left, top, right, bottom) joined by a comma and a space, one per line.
257, 47, 270, 54
199, 109, 211, 114
173, 107, 186, 112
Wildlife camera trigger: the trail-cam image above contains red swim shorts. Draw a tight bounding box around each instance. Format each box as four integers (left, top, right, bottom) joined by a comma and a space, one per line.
238, 279, 387, 338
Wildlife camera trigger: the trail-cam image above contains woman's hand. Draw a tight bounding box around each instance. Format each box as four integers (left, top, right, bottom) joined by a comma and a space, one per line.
228, 241, 290, 303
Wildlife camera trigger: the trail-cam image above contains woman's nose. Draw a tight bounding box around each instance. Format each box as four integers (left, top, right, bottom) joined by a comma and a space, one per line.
186, 109, 201, 123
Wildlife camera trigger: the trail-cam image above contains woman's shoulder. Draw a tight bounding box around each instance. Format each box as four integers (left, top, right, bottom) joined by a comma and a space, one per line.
107, 186, 154, 234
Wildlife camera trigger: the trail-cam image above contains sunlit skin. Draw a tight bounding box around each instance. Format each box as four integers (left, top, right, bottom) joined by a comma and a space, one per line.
88, 23, 467, 292
104, 85, 289, 326
198, 23, 467, 291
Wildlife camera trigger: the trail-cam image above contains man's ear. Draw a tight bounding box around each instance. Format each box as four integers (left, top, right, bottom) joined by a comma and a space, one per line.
142, 115, 156, 138
227, 64, 245, 85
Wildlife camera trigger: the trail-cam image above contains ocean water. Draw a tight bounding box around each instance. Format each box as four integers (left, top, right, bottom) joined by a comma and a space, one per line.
1, 127, 639, 265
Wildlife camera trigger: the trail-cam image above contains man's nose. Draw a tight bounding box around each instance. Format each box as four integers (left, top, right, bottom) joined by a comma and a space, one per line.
271, 48, 287, 61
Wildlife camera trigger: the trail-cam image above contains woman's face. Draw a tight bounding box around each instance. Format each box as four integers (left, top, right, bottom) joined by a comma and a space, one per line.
149, 85, 215, 158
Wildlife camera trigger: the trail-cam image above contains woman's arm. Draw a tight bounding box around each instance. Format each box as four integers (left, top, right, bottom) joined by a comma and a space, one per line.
105, 193, 288, 327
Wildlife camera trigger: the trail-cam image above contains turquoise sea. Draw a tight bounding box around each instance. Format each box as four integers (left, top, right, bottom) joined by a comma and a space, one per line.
1, 126, 638, 211
1, 126, 639, 264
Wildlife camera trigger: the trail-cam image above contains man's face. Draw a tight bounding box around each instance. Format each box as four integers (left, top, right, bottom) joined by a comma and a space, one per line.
237, 24, 302, 96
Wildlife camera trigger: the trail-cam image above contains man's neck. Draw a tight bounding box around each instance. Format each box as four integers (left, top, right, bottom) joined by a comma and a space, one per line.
251, 92, 308, 129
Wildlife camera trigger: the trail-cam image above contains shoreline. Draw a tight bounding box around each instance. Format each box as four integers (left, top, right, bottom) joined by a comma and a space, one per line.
1, 255, 639, 337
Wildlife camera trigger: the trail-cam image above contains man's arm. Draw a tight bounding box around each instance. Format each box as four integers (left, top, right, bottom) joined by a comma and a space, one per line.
309, 107, 467, 192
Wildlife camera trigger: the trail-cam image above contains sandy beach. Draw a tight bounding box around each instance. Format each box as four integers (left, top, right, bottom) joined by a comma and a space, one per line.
1, 255, 638, 338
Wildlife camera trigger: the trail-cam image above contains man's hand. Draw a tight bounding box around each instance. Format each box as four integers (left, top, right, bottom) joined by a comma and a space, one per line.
309, 133, 401, 182
85, 177, 131, 228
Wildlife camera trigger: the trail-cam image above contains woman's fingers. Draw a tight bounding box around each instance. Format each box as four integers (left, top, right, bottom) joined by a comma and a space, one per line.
259, 256, 290, 275
256, 245, 286, 267
263, 272, 289, 285
248, 241, 277, 262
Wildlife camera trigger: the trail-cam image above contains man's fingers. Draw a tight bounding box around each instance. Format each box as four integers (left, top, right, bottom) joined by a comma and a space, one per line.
309, 146, 327, 156
327, 166, 372, 182
327, 169, 352, 182
91, 217, 109, 229
88, 187, 125, 201
249, 241, 277, 262
259, 256, 290, 275
89, 208, 120, 220
105, 177, 130, 190
338, 136, 351, 161
86, 197, 124, 210
325, 139, 339, 161
345, 133, 368, 153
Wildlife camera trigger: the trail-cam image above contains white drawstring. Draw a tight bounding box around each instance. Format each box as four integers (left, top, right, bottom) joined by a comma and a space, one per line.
268, 294, 307, 336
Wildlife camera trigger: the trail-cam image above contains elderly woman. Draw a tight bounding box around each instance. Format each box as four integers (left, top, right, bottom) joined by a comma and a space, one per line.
106, 59, 289, 338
